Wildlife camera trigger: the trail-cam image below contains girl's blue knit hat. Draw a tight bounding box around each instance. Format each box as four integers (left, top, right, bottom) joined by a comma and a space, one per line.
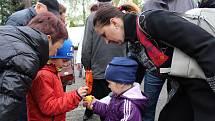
105, 57, 138, 84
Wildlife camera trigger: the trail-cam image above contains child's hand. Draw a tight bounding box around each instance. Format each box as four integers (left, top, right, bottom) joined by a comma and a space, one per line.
83, 95, 96, 110
77, 86, 88, 97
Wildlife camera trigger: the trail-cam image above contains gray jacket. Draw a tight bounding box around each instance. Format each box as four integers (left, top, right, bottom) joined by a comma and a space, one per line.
6, 6, 36, 26
143, 0, 198, 13
81, 12, 126, 79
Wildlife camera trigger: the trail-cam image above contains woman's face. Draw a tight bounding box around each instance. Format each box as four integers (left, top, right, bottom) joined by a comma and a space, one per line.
95, 17, 125, 44
49, 38, 64, 56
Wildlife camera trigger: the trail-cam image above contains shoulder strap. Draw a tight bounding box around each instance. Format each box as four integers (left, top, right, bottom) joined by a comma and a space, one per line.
136, 16, 169, 67
137, 12, 152, 38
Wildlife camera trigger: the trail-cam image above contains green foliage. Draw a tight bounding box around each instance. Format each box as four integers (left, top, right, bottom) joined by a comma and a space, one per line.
0, 0, 37, 25
69, 20, 76, 27
113, 0, 120, 6
133, 0, 141, 5
0, 0, 23, 25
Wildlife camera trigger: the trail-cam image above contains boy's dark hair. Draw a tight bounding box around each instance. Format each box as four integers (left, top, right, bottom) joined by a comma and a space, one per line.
28, 12, 68, 44
93, 6, 124, 28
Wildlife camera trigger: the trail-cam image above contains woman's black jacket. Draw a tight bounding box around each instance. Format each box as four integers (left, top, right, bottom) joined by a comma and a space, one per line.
124, 10, 215, 92
0, 26, 49, 121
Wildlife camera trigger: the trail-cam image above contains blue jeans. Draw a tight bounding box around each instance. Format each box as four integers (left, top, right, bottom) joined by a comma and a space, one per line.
143, 71, 165, 121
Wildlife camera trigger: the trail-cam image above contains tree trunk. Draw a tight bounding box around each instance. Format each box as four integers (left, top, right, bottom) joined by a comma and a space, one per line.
23, 0, 32, 8
82, 0, 86, 24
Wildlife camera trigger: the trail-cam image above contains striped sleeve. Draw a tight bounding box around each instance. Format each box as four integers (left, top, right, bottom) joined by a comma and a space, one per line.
121, 99, 132, 121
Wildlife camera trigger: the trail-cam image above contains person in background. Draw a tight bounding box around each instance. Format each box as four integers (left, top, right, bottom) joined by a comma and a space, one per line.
0, 12, 68, 121
142, 1, 198, 121
81, 0, 126, 120
59, 3, 67, 24
26, 39, 88, 121
143, 0, 198, 12
6, 0, 60, 26
84, 57, 148, 121
93, 6, 215, 121
58, 3, 76, 91
76, 3, 98, 79
76, 38, 84, 78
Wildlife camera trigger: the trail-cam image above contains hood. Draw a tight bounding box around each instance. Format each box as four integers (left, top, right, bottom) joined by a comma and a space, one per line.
122, 83, 148, 112
16, 26, 49, 68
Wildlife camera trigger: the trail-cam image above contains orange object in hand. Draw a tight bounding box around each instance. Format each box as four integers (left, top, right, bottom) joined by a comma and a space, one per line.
85, 70, 93, 94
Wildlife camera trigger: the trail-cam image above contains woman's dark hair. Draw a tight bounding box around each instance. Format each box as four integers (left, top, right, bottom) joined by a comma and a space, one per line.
118, 2, 140, 13
28, 12, 68, 44
90, 4, 98, 12
93, 6, 124, 28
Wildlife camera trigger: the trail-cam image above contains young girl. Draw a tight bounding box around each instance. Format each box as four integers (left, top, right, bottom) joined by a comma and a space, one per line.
84, 57, 148, 121
26, 40, 88, 121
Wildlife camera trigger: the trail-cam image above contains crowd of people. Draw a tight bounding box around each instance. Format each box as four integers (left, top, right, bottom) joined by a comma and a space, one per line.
1, 0, 215, 121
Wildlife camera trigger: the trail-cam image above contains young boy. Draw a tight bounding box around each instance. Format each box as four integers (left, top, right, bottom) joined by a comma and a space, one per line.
26, 40, 88, 121
84, 57, 148, 121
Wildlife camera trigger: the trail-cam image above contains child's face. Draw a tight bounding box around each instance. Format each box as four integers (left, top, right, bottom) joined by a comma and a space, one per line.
51, 59, 71, 69
107, 80, 124, 95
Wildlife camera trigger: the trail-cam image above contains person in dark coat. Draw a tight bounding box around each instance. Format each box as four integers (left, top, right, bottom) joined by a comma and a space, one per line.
6, 0, 59, 26
143, 0, 198, 12
0, 12, 68, 121
93, 6, 215, 121
5, 1, 60, 120
142, 0, 198, 121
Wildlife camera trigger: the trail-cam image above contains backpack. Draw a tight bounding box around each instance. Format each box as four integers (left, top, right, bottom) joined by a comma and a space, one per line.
139, 8, 215, 79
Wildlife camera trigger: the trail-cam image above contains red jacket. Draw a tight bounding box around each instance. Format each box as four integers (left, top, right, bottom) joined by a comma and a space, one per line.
26, 64, 81, 121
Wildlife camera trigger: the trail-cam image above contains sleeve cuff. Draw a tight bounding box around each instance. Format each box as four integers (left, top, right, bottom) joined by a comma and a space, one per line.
76, 90, 82, 100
